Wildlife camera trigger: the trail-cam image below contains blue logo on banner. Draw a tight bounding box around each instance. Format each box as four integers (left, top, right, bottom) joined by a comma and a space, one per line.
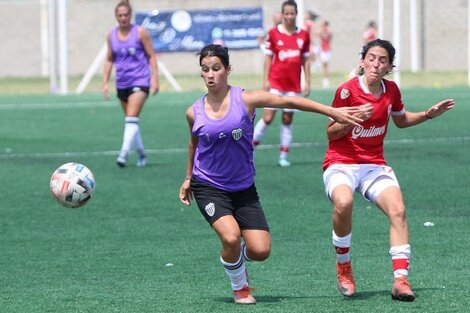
135, 7, 264, 53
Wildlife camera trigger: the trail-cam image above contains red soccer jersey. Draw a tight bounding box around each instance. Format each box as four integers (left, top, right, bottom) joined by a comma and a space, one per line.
265, 25, 310, 93
319, 27, 332, 52
323, 76, 405, 170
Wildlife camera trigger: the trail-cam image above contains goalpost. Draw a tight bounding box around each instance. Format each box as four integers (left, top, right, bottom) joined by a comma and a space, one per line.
40, 0, 470, 93
42, 0, 182, 95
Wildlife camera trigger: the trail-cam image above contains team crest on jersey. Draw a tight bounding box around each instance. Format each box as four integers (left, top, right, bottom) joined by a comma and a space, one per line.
205, 202, 215, 217
277, 40, 284, 46
297, 38, 304, 49
232, 128, 243, 140
340, 88, 350, 99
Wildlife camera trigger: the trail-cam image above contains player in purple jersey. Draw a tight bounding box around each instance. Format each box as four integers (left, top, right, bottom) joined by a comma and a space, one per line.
178, 44, 372, 305
102, 0, 159, 168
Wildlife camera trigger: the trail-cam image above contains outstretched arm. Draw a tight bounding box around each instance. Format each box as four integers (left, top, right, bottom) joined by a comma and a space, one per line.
326, 105, 374, 141
393, 99, 454, 128
243, 90, 372, 126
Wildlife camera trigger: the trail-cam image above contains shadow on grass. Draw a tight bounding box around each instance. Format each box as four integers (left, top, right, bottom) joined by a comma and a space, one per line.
212, 287, 441, 304
336, 287, 440, 301
214, 295, 315, 303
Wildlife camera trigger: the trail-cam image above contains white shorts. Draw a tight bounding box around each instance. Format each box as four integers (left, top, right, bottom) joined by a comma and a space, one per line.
323, 164, 400, 204
319, 50, 332, 64
265, 89, 301, 113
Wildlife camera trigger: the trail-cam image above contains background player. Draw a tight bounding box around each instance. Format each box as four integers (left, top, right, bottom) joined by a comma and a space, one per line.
317, 20, 333, 89
102, 0, 159, 167
252, 0, 311, 167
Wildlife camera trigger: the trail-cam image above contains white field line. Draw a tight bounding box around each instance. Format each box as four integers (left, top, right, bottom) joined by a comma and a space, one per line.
0, 97, 190, 110
1, 136, 469, 160
0, 101, 115, 110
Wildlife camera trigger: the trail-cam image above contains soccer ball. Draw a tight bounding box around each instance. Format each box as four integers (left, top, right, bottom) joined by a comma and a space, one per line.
50, 162, 95, 208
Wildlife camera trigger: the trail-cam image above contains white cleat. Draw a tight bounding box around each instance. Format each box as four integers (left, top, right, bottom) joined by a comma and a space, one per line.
278, 158, 291, 167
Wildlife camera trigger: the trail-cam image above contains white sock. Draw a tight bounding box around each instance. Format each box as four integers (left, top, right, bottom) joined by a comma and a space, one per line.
390, 244, 411, 278
241, 241, 252, 262
220, 255, 248, 291
134, 127, 145, 156
332, 231, 352, 264
120, 116, 139, 158
253, 119, 269, 143
280, 124, 292, 159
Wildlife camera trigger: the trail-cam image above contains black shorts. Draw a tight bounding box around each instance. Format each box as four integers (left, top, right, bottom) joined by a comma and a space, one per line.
116, 86, 149, 102
190, 178, 270, 231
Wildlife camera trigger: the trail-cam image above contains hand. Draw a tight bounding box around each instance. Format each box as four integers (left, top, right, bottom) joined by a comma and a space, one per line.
102, 83, 110, 100
263, 81, 271, 92
179, 179, 193, 206
151, 79, 159, 95
355, 103, 374, 120
332, 103, 374, 126
303, 85, 311, 97
425, 99, 454, 119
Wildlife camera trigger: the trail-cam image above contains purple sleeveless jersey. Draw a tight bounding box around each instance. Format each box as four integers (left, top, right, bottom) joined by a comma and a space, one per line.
192, 86, 256, 192
110, 24, 150, 89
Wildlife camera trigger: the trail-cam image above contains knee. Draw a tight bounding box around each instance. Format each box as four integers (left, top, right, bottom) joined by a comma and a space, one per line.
282, 115, 293, 125
221, 234, 241, 251
246, 242, 271, 261
388, 204, 407, 224
263, 118, 272, 126
333, 197, 353, 218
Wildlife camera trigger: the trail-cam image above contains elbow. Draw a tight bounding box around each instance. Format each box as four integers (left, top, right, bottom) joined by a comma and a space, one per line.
394, 122, 408, 129
327, 132, 340, 141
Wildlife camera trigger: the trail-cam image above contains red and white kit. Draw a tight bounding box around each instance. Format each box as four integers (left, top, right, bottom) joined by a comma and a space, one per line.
323, 75, 405, 170
264, 24, 310, 93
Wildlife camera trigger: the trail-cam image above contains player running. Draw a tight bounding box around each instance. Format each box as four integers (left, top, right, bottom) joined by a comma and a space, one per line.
322, 39, 454, 301
179, 44, 370, 305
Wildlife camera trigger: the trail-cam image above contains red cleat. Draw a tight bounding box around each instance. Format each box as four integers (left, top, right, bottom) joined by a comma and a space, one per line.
336, 261, 356, 297
233, 286, 256, 304
391, 276, 415, 302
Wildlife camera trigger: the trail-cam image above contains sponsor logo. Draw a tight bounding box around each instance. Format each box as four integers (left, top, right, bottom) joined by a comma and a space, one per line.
128, 47, 136, 55
340, 88, 350, 99
277, 39, 284, 46
132, 87, 142, 93
278, 49, 300, 61
232, 128, 243, 140
351, 125, 386, 139
218, 133, 226, 139
205, 202, 215, 217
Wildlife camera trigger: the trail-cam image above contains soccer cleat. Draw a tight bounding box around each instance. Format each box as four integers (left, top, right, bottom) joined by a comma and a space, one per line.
137, 154, 147, 167
278, 158, 291, 167
233, 286, 256, 304
336, 261, 355, 297
391, 276, 415, 302
116, 156, 127, 168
